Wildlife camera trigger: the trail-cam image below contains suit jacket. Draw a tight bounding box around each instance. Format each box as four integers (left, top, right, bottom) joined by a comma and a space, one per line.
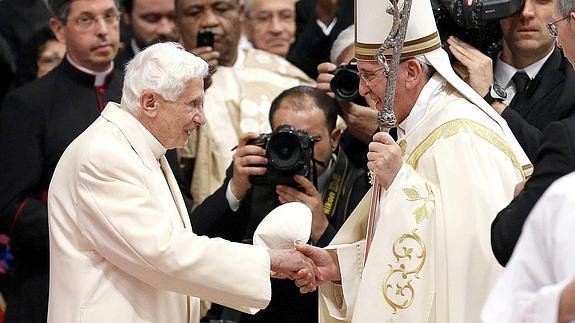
191, 149, 370, 323
47, 103, 271, 323
492, 116, 575, 266
0, 57, 123, 323
287, 0, 354, 79
501, 47, 575, 160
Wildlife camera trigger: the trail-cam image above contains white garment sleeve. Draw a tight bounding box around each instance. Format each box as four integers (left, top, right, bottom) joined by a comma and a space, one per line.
319, 241, 366, 321
225, 181, 242, 211
482, 177, 575, 323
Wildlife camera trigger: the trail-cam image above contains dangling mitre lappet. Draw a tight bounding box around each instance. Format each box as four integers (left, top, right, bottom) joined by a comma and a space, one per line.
317, 0, 532, 322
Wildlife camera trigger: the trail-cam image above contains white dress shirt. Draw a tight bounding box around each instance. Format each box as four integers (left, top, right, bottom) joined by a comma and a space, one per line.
493, 48, 554, 105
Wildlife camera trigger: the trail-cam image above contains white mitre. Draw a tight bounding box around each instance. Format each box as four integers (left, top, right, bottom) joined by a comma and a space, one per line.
355, 0, 532, 173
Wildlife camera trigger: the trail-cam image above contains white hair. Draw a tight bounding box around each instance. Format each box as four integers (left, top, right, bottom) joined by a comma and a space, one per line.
121, 42, 209, 115
330, 25, 355, 64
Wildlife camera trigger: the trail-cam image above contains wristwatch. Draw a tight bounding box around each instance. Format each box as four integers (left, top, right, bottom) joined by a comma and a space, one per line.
483, 84, 507, 104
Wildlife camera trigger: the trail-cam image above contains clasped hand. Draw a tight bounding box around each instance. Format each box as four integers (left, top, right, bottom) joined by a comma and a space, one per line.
268, 244, 342, 294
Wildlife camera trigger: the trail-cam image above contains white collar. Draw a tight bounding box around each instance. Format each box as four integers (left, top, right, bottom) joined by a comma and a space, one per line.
494, 47, 554, 89
66, 55, 114, 87
396, 73, 445, 140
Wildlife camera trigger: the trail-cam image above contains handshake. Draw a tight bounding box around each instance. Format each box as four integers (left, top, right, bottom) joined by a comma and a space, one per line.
267, 244, 341, 293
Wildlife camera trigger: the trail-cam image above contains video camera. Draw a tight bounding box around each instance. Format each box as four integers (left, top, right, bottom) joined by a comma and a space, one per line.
248, 125, 315, 186
433, 0, 524, 58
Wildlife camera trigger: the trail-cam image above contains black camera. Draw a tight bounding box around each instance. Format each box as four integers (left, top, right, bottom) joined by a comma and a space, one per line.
248, 125, 315, 186
197, 30, 214, 48
433, 0, 523, 58
330, 60, 367, 106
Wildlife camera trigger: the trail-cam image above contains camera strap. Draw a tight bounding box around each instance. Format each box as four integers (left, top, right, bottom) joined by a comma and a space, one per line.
321, 152, 350, 220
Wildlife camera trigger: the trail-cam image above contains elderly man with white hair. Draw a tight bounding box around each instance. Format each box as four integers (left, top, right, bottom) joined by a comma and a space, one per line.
46, 42, 314, 323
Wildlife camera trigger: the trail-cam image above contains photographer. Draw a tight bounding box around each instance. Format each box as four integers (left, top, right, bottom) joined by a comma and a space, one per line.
445, 0, 575, 160
316, 24, 379, 168
191, 85, 370, 323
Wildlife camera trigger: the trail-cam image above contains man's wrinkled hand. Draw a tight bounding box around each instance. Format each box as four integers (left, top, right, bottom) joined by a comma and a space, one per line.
367, 132, 403, 190
268, 248, 318, 291
294, 243, 341, 293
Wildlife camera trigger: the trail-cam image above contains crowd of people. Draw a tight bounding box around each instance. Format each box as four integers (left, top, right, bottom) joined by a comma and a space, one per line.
0, 0, 574, 322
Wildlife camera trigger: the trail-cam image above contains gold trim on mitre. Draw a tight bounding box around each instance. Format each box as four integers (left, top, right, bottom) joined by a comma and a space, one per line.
355, 32, 441, 61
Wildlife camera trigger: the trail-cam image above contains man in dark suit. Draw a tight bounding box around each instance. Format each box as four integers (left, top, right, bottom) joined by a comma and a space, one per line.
287, 0, 353, 79
114, 0, 179, 68
0, 1, 123, 322
191, 86, 370, 323
491, 116, 575, 266
490, 15, 575, 266
447, 0, 575, 160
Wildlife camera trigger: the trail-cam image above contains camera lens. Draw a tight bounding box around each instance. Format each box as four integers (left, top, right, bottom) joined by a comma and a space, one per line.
330, 68, 360, 101
267, 132, 303, 171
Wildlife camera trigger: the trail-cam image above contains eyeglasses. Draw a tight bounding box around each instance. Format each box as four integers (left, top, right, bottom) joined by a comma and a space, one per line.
358, 66, 387, 84
547, 15, 571, 37
72, 11, 120, 32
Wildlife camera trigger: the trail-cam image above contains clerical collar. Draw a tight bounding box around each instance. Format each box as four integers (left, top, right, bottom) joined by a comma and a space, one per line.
66, 55, 114, 87
494, 47, 554, 89
396, 73, 445, 140
317, 153, 337, 194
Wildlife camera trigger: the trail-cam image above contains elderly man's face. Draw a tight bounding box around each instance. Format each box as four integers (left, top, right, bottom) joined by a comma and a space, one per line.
270, 99, 340, 176
357, 59, 414, 124
243, 0, 295, 57
554, 9, 575, 66
500, 0, 555, 61
176, 0, 242, 67
124, 0, 179, 48
50, 0, 120, 72
153, 78, 206, 149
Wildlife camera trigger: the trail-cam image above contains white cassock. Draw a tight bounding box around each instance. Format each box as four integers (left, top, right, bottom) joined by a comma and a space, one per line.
482, 172, 575, 323
319, 74, 528, 323
48, 103, 272, 323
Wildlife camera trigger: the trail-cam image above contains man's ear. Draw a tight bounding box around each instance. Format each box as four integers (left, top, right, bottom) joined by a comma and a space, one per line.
49, 17, 66, 45
330, 127, 342, 152
140, 92, 158, 117
404, 59, 423, 91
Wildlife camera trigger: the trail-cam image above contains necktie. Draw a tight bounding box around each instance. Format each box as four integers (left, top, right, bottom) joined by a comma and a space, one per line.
513, 71, 530, 94
510, 71, 531, 109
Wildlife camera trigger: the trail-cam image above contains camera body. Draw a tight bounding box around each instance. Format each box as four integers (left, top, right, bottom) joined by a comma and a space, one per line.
197, 30, 214, 48
433, 0, 523, 58
248, 125, 315, 186
330, 60, 367, 106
